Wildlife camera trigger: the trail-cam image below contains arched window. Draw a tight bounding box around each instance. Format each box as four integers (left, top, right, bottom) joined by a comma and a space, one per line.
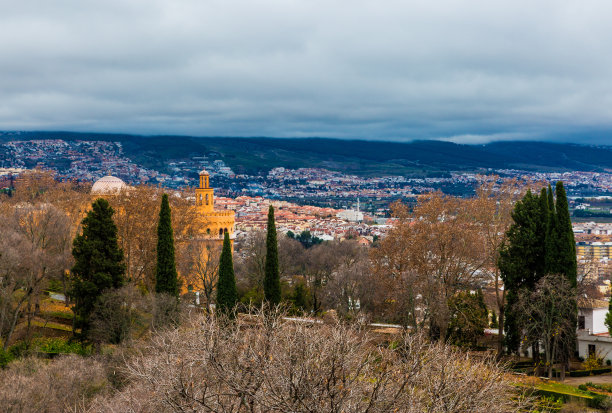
206, 228, 210, 235
205, 194, 209, 205
219, 229, 223, 237
199, 194, 202, 205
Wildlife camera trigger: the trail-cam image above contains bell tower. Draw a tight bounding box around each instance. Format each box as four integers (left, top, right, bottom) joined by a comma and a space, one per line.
195, 169, 214, 212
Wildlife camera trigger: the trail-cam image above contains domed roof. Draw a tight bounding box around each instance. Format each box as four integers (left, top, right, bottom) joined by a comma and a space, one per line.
91, 175, 127, 195
199, 169, 209, 176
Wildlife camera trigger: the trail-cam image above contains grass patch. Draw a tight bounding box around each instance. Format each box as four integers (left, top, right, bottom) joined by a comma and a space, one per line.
41, 311, 73, 320
533, 381, 591, 397
31, 320, 74, 332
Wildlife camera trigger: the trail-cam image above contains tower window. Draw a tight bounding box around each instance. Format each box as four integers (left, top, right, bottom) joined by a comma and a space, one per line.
205, 194, 209, 205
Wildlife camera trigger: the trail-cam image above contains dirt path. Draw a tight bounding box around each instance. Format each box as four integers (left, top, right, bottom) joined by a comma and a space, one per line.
563, 374, 612, 386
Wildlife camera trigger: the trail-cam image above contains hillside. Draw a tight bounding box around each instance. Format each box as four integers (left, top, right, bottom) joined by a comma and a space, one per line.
2, 131, 612, 176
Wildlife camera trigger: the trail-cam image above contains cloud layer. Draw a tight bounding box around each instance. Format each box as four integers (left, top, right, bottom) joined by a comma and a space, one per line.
2, 1, 612, 143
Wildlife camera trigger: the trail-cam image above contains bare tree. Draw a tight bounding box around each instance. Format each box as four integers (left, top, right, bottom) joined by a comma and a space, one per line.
371, 193, 487, 339
470, 177, 523, 357
517, 273, 577, 379
0, 203, 71, 348
0, 355, 109, 413
91, 309, 526, 413
184, 241, 222, 311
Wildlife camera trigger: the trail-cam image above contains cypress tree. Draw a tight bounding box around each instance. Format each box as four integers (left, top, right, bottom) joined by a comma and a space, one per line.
70, 198, 125, 339
216, 231, 237, 315
547, 184, 555, 214
155, 194, 179, 296
553, 182, 577, 286
264, 205, 281, 306
537, 188, 550, 280
553, 182, 578, 368
499, 190, 545, 353
544, 184, 556, 274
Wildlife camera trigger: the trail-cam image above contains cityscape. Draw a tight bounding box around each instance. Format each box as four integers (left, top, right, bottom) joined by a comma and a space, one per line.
4, 0, 612, 410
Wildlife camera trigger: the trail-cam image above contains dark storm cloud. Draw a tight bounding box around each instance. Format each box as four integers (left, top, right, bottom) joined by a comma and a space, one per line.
1, 0, 612, 143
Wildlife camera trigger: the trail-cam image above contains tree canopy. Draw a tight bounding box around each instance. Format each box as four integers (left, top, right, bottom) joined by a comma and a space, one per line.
70, 198, 125, 338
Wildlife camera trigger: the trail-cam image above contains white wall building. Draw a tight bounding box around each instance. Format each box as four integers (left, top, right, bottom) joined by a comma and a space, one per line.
577, 298, 612, 361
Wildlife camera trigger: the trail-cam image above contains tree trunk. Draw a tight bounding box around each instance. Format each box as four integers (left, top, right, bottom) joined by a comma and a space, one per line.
497, 306, 505, 359
561, 363, 566, 381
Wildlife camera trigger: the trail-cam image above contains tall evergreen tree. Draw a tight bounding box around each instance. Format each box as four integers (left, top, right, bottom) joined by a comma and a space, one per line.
552, 182, 578, 370
155, 194, 179, 296
499, 190, 547, 353
545, 184, 556, 274
70, 198, 125, 339
264, 205, 281, 306
552, 182, 577, 286
216, 232, 237, 315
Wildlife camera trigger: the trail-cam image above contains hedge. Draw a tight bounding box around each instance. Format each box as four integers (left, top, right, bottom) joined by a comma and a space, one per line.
569, 367, 612, 377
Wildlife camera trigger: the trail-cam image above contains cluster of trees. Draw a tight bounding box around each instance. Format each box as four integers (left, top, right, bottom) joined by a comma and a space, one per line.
0, 172, 580, 353
368, 179, 522, 347
500, 182, 578, 378
0, 170, 586, 409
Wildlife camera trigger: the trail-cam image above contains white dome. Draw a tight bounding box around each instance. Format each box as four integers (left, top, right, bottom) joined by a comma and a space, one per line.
199, 169, 209, 176
91, 176, 127, 195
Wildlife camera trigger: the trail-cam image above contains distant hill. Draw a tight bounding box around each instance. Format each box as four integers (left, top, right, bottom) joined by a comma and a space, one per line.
2, 131, 612, 176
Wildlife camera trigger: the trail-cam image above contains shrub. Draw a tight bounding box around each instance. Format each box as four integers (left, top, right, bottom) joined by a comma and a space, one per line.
569, 369, 591, 377
607, 359, 611, 366
0, 355, 109, 412
0, 348, 13, 368
34, 338, 91, 356
578, 384, 588, 391
582, 354, 603, 371
91, 309, 527, 412
590, 394, 612, 410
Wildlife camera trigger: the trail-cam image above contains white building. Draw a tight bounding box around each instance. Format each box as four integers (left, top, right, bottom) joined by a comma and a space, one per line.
577, 298, 612, 361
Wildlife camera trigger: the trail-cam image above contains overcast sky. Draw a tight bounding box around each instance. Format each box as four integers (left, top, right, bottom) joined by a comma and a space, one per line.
1, 1, 612, 144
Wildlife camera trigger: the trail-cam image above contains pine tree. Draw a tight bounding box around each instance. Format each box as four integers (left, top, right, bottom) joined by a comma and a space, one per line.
264, 205, 281, 306
70, 198, 125, 339
155, 194, 179, 296
216, 231, 237, 315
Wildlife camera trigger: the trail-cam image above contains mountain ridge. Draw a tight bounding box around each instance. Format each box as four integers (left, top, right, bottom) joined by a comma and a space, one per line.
2, 131, 611, 176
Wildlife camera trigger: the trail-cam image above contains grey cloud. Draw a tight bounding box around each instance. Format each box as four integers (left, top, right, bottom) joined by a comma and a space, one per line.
1, 0, 612, 143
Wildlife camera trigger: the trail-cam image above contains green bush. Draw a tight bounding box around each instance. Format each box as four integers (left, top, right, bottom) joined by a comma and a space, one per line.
585, 382, 612, 393
590, 394, 611, 410
569, 369, 591, 377
46, 279, 64, 293
578, 384, 588, 391
0, 348, 14, 368
34, 338, 91, 356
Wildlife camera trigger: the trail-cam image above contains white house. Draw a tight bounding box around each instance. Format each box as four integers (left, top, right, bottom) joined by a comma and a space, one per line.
577, 298, 612, 361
